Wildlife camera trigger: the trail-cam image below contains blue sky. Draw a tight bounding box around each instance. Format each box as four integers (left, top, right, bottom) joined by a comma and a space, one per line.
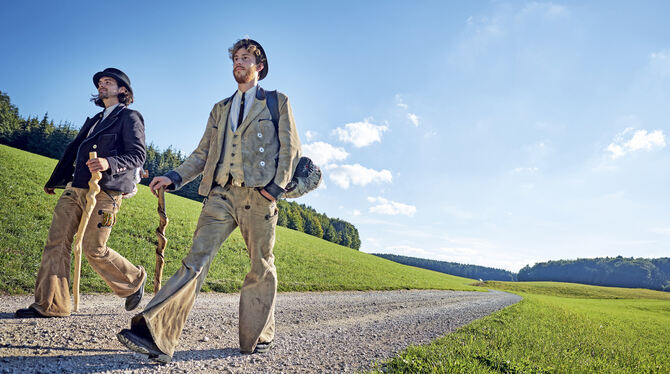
3, 1, 669, 271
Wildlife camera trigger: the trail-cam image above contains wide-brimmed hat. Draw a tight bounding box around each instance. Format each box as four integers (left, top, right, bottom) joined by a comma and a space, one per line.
246, 39, 268, 80
93, 68, 133, 94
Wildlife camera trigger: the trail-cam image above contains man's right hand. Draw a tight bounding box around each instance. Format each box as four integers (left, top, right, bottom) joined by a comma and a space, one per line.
44, 187, 55, 195
149, 176, 172, 197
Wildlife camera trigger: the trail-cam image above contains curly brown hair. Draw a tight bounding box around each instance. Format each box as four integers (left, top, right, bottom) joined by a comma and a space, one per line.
228, 38, 266, 66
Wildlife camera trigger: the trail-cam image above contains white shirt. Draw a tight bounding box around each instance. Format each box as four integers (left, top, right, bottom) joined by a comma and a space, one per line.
87, 103, 120, 137
229, 86, 257, 132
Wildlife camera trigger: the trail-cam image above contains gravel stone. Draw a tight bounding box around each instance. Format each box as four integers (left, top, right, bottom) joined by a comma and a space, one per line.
0, 290, 520, 373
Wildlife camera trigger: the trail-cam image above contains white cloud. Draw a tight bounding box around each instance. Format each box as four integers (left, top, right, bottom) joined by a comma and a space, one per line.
603, 191, 625, 200
519, 2, 568, 19
649, 50, 670, 78
367, 196, 416, 217
512, 167, 539, 174
395, 94, 408, 110
650, 227, 670, 235
301, 141, 349, 166
455, 2, 569, 69
606, 128, 666, 159
353, 209, 362, 216
443, 206, 475, 219
332, 119, 389, 148
304, 130, 316, 142
396, 94, 420, 127
424, 130, 438, 138
407, 113, 420, 127
328, 164, 392, 189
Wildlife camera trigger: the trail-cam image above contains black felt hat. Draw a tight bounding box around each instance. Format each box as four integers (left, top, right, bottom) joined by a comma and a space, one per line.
247, 39, 268, 80
93, 68, 133, 94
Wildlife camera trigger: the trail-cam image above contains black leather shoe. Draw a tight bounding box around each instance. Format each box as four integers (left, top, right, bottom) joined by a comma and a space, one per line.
255, 341, 273, 353
117, 328, 171, 364
15, 307, 51, 318
251, 341, 273, 354
125, 275, 146, 311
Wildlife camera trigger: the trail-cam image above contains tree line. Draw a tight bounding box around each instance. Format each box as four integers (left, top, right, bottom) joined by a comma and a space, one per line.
376, 253, 670, 292
0, 90, 360, 249
373, 253, 517, 281
518, 256, 670, 291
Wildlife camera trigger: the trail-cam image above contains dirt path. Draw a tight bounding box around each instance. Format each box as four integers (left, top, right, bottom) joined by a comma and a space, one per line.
0, 290, 521, 373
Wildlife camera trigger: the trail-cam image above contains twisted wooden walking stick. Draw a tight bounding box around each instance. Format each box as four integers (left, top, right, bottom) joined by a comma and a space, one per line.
154, 187, 169, 292
73, 152, 102, 312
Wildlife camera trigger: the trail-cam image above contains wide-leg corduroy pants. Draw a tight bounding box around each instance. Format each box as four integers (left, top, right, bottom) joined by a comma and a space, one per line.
31, 185, 146, 317
132, 184, 278, 356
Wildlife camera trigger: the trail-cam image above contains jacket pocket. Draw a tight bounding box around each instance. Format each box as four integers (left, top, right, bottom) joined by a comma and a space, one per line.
98, 133, 117, 148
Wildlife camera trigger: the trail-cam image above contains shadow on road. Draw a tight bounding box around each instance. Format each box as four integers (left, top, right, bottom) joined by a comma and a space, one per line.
0, 344, 242, 373
0, 312, 18, 320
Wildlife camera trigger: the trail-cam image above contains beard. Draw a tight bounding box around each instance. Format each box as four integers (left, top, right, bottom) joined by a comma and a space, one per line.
97, 88, 117, 100
233, 65, 257, 83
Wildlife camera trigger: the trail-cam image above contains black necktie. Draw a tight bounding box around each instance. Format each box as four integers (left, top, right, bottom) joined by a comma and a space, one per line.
236, 92, 245, 131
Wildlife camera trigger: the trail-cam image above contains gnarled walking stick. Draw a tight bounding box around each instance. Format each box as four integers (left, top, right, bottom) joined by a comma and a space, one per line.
154, 187, 169, 292
73, 152, 102, 312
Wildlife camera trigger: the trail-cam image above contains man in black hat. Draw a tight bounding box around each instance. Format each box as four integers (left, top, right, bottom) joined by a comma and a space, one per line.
15, 68, 147, 318
117, 38, 301, 363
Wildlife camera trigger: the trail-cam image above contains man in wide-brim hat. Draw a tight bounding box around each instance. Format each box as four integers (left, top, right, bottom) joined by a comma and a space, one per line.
117, 37, 302, 364
15, 67, 147, 318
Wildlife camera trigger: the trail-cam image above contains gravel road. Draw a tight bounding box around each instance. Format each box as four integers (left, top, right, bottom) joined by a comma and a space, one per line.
1, 290, 521, 373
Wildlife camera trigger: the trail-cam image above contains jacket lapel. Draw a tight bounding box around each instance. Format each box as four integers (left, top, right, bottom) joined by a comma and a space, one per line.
77, 113, 103, 141
84, 104, 125, 142
217, 91, 235, 150
236, 86, 267, 134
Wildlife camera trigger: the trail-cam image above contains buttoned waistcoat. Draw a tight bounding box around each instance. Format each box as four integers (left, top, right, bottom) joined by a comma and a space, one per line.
168, 86, 301, 199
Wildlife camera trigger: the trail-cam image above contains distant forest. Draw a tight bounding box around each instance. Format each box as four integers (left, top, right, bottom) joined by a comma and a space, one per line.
376, 254, 670, 292
373, 253, 517, 281
0, 90, 360, 249
518, 257, 670, 291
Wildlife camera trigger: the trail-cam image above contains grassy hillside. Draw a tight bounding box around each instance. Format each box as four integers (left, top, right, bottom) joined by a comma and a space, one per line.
0, 145, 479, 295
375, 281, 670, 373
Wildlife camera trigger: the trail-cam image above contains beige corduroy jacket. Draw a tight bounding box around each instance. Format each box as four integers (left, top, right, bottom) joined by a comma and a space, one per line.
167, 87, 301, 199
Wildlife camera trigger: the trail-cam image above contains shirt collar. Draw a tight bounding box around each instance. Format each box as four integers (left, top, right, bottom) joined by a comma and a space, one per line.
103, 103, 120, 120
237, 85, 257, 101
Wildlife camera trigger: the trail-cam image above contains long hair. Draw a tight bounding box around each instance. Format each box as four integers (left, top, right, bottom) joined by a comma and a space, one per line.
90, 82, 134, 107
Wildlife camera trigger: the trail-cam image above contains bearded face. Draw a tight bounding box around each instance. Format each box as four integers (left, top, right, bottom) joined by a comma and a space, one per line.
234, 64, 258, 83
232, 47, 263, 84
97, 77, 120, 99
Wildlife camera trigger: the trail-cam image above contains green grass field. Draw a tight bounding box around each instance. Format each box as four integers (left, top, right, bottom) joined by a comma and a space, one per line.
4, 145, 670, 372
0, 144, 479, 294
375, 281, 670, 373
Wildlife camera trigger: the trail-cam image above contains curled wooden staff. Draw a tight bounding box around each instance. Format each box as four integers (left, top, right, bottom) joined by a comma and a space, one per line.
73, 152, 102, 312
154, 187, 169, 292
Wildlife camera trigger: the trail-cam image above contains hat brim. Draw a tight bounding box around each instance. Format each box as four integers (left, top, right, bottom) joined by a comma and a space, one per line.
93, 71, 133, 94
247, 39, 268, 80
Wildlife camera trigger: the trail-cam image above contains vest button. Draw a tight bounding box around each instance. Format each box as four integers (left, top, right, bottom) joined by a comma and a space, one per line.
257, 132, 262, 138
259, 161, 265, 167
259, 147, 264, 152
92, 144, 97, 149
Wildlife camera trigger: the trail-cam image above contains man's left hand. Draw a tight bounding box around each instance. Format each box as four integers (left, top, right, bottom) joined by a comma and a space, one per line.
260, 188, 276, 202
86, 157, 109, 173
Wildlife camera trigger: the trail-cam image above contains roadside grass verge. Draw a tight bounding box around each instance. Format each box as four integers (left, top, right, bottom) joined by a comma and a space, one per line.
0, 145, 479, 294
374, 281, 670, 373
